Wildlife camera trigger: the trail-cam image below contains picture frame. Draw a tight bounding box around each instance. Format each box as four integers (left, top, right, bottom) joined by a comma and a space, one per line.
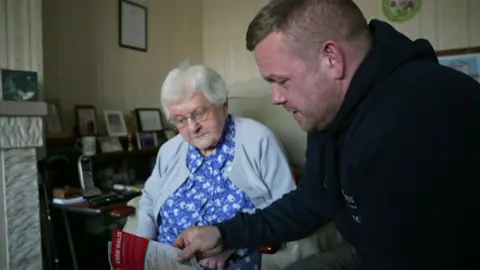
119, 0, 147, 52
134, 108, 164, 132
136, 132, 159, 149
437, 46, 480, 82
45, 98, 68, 137
74, 105, 98, 136
1, 68, 39, 101
98, 137, 123, 153
104, 110, 128, 137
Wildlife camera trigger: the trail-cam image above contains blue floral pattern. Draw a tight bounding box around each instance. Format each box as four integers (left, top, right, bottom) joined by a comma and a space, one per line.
158, 115, 261, 270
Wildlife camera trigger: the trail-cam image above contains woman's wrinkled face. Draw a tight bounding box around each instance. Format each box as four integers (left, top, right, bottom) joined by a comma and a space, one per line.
168, 92, 228, 155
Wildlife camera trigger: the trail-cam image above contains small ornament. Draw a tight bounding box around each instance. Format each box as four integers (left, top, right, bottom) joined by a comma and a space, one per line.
382, 0, 421, 22
127, 134, 134, 152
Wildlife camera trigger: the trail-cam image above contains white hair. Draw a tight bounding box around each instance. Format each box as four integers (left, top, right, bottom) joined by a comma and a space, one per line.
161, 61, 229, 119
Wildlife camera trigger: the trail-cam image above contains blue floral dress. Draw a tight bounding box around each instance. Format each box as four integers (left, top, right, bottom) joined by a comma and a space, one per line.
158, 116, 261, 270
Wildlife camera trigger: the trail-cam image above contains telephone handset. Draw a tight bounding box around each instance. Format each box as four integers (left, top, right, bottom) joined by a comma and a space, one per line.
77, 155, 102, 198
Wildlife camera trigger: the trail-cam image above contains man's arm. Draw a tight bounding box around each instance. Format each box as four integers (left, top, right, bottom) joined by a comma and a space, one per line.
216, 132, 332, 249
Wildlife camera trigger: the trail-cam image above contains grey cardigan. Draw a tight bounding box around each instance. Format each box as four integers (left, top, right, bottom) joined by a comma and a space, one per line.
136, 116, 296, 239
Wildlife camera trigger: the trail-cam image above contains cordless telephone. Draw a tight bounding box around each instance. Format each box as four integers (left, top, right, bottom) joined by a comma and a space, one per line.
77, 155, 102, 198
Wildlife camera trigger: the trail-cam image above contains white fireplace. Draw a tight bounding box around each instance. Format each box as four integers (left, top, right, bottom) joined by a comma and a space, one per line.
0, 101, 47, 270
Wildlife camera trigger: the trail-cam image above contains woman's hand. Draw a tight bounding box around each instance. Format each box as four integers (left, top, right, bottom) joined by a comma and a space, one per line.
198, 249, 235, 270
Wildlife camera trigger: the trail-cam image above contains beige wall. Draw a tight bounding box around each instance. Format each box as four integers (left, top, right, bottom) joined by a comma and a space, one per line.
0, 0, 44, 98
203, 0, 480, 84
43, 0, 480, 166
42, 0, 203, 133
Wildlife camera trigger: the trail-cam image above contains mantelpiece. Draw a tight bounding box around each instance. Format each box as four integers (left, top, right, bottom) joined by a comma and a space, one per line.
0, 101, 47, 270
0, 101, 47, 116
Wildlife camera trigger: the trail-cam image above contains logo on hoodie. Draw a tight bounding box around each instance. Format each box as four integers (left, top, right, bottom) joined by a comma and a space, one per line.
342, 189, 362, 224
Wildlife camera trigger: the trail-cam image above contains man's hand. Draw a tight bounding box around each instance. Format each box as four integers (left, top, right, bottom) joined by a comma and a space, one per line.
174, 226, 224, 261
198, 249, 234, 270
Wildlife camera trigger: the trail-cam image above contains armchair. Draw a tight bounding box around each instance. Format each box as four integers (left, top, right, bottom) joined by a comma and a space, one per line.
256, 166, 346, 270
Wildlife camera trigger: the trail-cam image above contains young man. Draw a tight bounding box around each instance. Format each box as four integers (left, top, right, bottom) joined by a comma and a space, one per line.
174, 0, 480, 269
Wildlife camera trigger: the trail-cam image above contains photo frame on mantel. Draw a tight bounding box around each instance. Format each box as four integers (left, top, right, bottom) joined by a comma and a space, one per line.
45, 98, 70, 138
119, 0, 148, 52
104, 110, 129, 137
134, 108, 164, 132
74, 105, 98, 136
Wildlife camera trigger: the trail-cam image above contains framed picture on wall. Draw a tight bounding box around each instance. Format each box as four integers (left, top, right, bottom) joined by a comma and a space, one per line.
134, 108, 164, 132
437, 46, 480, 82
119, 0, 147, 52
75, 105, 98, 136
104, 110, 128, 137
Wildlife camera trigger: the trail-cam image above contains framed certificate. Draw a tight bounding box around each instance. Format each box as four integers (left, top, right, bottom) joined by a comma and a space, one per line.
119, 0, 147, 52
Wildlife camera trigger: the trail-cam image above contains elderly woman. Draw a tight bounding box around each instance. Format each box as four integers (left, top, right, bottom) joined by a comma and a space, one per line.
136, 63, 296, 270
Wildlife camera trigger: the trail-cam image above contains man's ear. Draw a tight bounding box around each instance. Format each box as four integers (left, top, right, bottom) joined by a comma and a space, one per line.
319, 41, 345, 80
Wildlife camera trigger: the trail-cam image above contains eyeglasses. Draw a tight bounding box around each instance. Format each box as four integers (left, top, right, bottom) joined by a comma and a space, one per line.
169, 104, 214, 128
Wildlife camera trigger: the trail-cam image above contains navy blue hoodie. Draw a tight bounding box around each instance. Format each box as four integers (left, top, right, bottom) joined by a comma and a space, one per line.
216, 20, 480, 269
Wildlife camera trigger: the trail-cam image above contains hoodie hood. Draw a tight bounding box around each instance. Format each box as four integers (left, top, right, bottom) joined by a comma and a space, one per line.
322, 20, 438, 210
329, 19, 438, 134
